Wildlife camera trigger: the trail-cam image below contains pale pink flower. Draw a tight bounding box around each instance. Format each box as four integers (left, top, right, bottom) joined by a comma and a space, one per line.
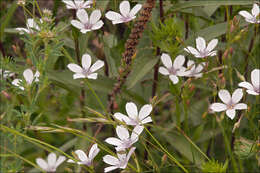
62, 0, 92, 10
239, 69, 259, 95
36, 153, 66, 172
239, 3, 260, 24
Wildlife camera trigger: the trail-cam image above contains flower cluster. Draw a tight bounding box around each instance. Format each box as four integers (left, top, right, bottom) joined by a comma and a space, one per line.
12, 68, 40, 90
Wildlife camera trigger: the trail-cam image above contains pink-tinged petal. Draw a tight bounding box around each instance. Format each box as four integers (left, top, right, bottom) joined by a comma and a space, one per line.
193, 73, 203, 78
92, 20, 104, 30
71, 20, 84, 29
104, 166, 118, 172
208, 50, 217, 57
126, 147, 136, 163
126, 102, 138, 119
82, 54, 91, 70
88, 144, 100, 160
67, 159, 75, 163
177, 67, 190, 77
23, 69, 34, 84
120, 1, 130, 16
16, 28, 30, 34
184, 46, 199, 56
234, 103, 247, 110
131, 125, 144, 140
12, 79, 22, 87
75, 0, 84, 7
251, 69, 260, 88
139, 104, 152, 120
34, 71, 40, 82
112, 19, 125, 24
73, 73, 86, 79
231, 89, 243, 104
103, 155, 119, 165
83, 0, 93, 8
246, 90, 259, 95
116, 125, 129, 140
159, 67, 169, 75
47, 153, 57, 168
129, 4, 142, 16
239, 11, 253, 20
105, 11, 122, 21
226, 109, 236, 120
169, 75, 179, 84
252, 3, 259, 17
62, 0, 76, 9
206, 39, 218, 52
90, 10, 102, 24
105, 137, 122, 146
77, 9, 88, 23
161, 53, 172, 68
187, 60, 195, 67
67, 64, 83, 73
114, 113, 131, 124
218, 89, 231, 104
141, 117, 152, 124
210, 103, 227, 112
87, 73, 98, 79
55, 156, 66, 167
196, 37, 206, 52
173, 55, 185, 69
90, 60, 104, 72
80, 29, 91, 33
75, 150, 88, 162
195, 63, 204, 73
238, 82, 253, 90
36, 158, 48, 170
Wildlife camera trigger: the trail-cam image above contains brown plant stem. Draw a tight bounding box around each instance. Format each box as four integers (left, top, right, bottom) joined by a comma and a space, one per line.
0, 41, 6, 57
108, 0, 156, 113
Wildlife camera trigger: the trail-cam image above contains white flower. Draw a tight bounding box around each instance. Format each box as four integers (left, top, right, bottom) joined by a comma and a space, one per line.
62, 0, 92, 10
68, 144, 100, 166
12, 68, 40, 90
0, 69, 15, 78
105, 125, 143, 151
158, 53, 188, 84
16, 18, 40, 34
103, 147, 136, 173
36, 152, 66, 172
185, 60, 205, 78
210, 89, 247, 120
105, 1, 142, 24
114, 102, 153, 126
71, 9, 104, 33
238, 69, 259, 95
184, 37, 218, 58
239, 3, 260, 24
67, 53, 104, 79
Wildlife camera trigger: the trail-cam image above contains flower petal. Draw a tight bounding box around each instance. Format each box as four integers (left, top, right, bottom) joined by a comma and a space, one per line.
77, 9, 88, 23
105, 11, 122, 21
47, 153, 57, 168
184, 46, 199, 56
141, 117, 152, 124
36, 158, 48, 170
161, 53, 172, 68
90, 60, 104, 72
62, 0, 76, 9
73, 73, 86, 79
87, 73, 98, 79
206, 39, 218, 52
218, 89, 231, 104
226, 109, 236, 120
75, 150, 88, 162
23, 69, 34, 84
105, 137, 122, 146
126, 102, 138, 119
234, 103, 247, 110
251, 69, 260, 88
129, 4, 142, 17
246, 90, 259, 95
104, 166, 118, 172
82, 54, 91, 70
251, 3, 259, 17
55, 156, 66, 168
159, 67, 169, 75
239, 11, 253, 20
116, 125, 129, 140
90, 10, 102, 24
196, 37, 206, 52
173, 55, 185, 69
103, 155, 119, 165
71, 20, 84, 29
210, 103, 227, 112
139, 104, 152, 120
12, 79, 22, 87
169, 75, 179, 84
114, 112, 131, 124
88, 144, 100, 160
92, 20, 104, 30
131, 125, 144, 140
68, 64, 83, 73
120, 1, 130, 16
231, 89, 243, 104
126, 147, 136, 163
238, 82, 254, 90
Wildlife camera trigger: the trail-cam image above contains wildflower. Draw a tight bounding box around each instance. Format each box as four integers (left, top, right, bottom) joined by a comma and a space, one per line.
239, 3, 260, 24
210, 89, 247, 119
68, 144, 100, 166
184, 37, 218, 58
238, 69, 259, 95
114, 102, 153, 126
16, 18, 40, 34
67, 53, 104, 79
62, 0, 92, 10
158, 53, 188, 84
0, 69, 15, 78
103, 147, 136, 172
105, 1, 142, 24
36, 152, 66, 172
12, 68, 40, 90
71, 9, 104, 33
17, 0, 25, 5
185, 60, 205, 78
105, 125, 143, 151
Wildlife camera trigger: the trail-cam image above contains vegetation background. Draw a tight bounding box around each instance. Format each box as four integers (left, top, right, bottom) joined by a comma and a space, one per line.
0, 0, 259, 172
